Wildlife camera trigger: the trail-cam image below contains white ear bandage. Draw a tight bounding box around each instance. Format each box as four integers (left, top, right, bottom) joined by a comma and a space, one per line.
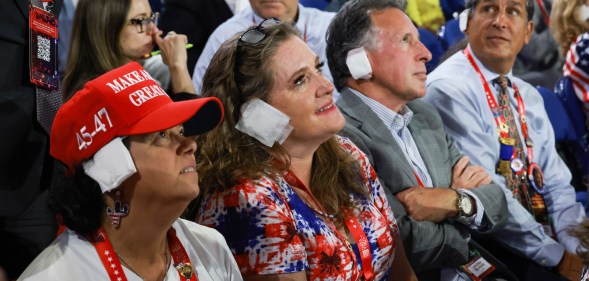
579, 5, 589, 23
346, 47, 373, 80
235, 98, 293, 147
459, 9, 469, 32
83, 137, 137, 193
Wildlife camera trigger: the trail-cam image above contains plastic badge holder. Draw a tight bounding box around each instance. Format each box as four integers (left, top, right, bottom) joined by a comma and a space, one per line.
29, 5, 59, 90
236, 98, 293, 147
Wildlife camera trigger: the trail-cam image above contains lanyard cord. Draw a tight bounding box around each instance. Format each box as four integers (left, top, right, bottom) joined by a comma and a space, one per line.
92, 227, 199, 281
283, 170, 375, 280
463, 48, 535, 165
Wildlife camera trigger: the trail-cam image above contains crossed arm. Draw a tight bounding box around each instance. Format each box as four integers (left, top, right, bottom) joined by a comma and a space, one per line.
395, 155, 491, 223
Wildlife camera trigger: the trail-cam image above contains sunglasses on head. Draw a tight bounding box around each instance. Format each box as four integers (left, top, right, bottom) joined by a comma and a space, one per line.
238, 17, 281, 45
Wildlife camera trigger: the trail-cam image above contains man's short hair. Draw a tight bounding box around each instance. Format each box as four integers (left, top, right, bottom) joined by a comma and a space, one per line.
326, 0, 405, 91
465, 0, 535, 22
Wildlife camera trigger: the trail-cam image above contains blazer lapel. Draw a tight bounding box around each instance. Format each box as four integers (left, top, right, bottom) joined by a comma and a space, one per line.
337, 88, 417, 184
407, 102, 440, 186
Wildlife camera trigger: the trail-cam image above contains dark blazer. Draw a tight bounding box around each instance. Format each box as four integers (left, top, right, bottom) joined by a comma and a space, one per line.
336, 87, 507, 275
0, 0, 63, 216
158, 0, 232, 78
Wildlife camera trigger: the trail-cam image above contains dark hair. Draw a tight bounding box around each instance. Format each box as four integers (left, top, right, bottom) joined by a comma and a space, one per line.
465, 0, 535, 22
198, 22, 367, 220
62, 0, 131, 100
49, 166, 105, 237
326, 0, 405, 91
49, 138, 131, 236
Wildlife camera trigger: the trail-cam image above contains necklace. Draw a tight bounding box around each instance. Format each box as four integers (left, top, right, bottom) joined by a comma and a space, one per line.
116, 242, 170, 281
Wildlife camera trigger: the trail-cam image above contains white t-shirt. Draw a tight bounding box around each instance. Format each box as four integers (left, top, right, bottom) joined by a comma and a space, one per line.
18, 219, 243, 281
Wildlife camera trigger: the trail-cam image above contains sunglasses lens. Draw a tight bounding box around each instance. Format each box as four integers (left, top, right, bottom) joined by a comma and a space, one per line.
260, 17, 280, 28
240, 29, 266, 45
238, 18, 280, 45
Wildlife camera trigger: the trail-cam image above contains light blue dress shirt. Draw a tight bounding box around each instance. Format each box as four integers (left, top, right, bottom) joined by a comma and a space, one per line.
191, 4, 336, 97
425, 45, 586, 267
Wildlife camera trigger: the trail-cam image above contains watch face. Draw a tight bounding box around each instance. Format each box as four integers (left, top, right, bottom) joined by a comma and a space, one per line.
461, 196, 473, 216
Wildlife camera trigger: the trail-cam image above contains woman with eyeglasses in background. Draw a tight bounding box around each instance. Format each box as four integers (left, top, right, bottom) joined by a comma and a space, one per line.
196, 20, 416, 281
62, 0, 194, 100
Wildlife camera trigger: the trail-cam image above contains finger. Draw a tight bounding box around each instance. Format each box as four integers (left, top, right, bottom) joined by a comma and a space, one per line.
395, 189, 409, 200
471, 171, 491, 186
479, 173, 492, 185
452, 156, 470, 176
468, 166, 489, 180
152, 26, 161, 36
153, 31, 164, 47
461, 166, 473, 179
395, 186, 418, 202
167, 34, 188, 48
177, 34, 188, 45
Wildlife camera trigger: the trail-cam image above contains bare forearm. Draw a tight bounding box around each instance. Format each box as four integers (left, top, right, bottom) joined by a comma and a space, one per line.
388, 235, 417, 281
396, 187, 460, 223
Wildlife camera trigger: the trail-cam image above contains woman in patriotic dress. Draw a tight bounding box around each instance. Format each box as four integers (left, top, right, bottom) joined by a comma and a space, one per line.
196, 21, 416, 281
18, 62, 242, 281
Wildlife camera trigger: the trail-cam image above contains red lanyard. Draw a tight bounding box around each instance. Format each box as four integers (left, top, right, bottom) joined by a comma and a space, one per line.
92, 227, 198, 281
283, 170, 374, 281
412, 170, 425, 187
463, 48, 536, 165
252, 15, 307, 42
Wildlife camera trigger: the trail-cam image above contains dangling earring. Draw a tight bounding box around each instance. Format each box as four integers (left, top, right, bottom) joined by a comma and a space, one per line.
106, 189, 129, 228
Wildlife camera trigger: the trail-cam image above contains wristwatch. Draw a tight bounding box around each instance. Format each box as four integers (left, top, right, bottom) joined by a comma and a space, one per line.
455, 190, 474, 219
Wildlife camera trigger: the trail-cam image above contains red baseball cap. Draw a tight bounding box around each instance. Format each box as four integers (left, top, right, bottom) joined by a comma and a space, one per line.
50, 62, 223, 173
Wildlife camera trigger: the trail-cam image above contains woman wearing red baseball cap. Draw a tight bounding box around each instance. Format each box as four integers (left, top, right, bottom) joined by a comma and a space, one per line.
19, 62, 242, 281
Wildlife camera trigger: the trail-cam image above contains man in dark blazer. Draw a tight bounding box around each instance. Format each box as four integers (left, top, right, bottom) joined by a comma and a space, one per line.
326, 1, 508, 280
0, 0, 62, 278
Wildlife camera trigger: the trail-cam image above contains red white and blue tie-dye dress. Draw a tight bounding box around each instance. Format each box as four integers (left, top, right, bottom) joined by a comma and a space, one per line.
196, 136, 400, 280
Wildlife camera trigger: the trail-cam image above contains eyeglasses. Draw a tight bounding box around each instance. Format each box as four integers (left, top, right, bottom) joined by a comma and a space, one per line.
129, 12, 159, 34
238, 17, 280, 45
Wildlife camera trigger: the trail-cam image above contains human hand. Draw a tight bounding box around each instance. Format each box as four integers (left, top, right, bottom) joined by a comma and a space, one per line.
153, 30, 189, 70
557, 251, 584, 281
395, 186, 458, 223
451, 156, 492, 190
